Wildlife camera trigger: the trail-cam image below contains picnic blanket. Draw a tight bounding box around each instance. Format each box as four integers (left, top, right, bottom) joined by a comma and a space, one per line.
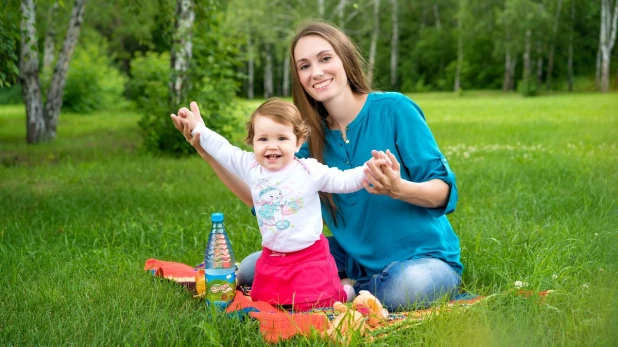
144, 258, 550, 343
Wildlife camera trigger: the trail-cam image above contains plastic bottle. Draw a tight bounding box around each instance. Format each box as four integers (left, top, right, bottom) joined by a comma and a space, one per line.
204, 212, 236, 309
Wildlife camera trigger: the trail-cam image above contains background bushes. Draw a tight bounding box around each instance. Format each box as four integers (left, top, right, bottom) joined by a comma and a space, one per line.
61, 33, 127, 113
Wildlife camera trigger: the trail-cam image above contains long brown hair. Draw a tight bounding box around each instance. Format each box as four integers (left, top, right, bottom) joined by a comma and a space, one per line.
290, 21, 371, 224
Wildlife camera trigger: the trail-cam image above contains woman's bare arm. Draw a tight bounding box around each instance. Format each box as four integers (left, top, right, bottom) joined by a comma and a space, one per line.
363, 149, 449, 208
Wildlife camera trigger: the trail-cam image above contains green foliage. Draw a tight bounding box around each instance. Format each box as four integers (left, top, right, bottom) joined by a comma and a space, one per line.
189, 0, 243, 132
124, 51, 170, 109
517, 78, 539, 97
2, 94, 618, 345
0, 84, 23, 105
0, 4, 20, 88
61, 33, 127, 113
84, 0, 176, 74
126, 51, 188, 154
135, 0, 243, 156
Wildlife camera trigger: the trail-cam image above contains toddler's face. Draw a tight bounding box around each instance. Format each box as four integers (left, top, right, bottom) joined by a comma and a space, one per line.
251, 115, 301, 171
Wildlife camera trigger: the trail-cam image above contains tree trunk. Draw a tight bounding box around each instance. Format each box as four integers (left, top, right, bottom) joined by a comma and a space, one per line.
536, 39, 543, 85
503, 21, 515, 92
367, 0, 381, 86
20, 0, 86, 143
44, 0, 86, 139
420, 4, 428, 32
454, 0, 464, 92
282, 50, 290, 97
546, 0, 562, 90
455, 31, 463, 92
170, 0, 194, 105
43, 1, 59, 71
263, 43, 273, 98
20, 0, 45, 143
318, 0, 324, 18
433, 3, 442, 30
600, 50, 611, 92
390, 0, 399, 89
598, 0, 618, 93
567, 0, 574, 92
523, 29, 532, 85
596, 47, 602, 90
338, 0, 347, 29
247, 34, 254, 99
503, 48, 512, 91
511, 56, 518, 90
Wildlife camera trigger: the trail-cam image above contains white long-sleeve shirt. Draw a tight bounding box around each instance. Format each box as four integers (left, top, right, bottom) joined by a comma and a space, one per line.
193, 123, 367, 252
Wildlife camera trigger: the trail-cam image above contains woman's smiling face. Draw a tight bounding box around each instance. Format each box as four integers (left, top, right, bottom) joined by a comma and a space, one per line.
293, 35, 349, 104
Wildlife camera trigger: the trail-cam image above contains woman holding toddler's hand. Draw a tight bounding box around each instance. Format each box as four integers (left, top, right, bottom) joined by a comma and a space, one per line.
172, 21, 463, 312
173, 98, 388, 311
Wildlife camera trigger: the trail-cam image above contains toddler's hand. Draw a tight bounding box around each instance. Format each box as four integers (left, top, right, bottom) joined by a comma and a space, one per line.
362, 149, 402, 198
367, 150, 392, 168
175, 101, 204, 132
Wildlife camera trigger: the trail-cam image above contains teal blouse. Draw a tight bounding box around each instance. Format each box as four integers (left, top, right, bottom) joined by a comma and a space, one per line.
296, 92, 462, 280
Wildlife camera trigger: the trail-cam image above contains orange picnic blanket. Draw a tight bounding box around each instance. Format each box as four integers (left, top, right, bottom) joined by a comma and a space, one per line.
144, 258, 549, 343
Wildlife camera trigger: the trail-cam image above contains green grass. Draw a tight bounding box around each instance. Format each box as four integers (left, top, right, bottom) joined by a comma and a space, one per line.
1, 92, 617, 346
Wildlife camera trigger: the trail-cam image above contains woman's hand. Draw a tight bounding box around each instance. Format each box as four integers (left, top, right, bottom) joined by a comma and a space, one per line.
363, 149, 403, 198
363, 149, 450, 207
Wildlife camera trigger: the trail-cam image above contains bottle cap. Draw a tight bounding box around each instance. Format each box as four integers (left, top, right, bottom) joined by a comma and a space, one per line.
211, 212, 224, 222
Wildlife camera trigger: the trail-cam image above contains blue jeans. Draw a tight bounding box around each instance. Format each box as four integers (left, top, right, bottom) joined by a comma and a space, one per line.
237, 237, 461, 312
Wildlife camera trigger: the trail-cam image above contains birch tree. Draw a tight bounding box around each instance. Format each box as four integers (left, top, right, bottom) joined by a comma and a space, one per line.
522, 28, 532, 89
337, 0, 348, 29
534, 2, 545, 85
390, 0, 399, 89
170, 0, 194, 105
247, 34, 254, 99
318, 0, 325, 18
263, 42, 273, 98
499, 2, 519, 91
498, 0, 545, 93
367, 0, 381, 86
546, 0, 562, 90
567, 0, 575, 91
454, 0, 465, 92
599, 0, 618, 93
19, 0, 87, 143
43, 1, 59, 72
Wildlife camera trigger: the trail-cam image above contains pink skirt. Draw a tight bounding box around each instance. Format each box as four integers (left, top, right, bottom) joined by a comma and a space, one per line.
250, 234, 347, 311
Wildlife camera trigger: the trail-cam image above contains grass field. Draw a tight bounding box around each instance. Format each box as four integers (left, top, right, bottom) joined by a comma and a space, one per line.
1, 92, 617, 346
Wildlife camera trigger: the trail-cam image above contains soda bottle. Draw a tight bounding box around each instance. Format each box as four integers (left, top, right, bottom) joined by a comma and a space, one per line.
204, 212, 236, 309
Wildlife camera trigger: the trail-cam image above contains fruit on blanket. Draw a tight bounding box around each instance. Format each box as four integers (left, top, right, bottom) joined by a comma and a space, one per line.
195, 269, 206, 295
352, 290, 389, 327
325, 302, 366, 344
324, 291, 389, 343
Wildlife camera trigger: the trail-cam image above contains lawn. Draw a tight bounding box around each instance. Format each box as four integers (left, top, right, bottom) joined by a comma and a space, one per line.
1, 92, 617, 346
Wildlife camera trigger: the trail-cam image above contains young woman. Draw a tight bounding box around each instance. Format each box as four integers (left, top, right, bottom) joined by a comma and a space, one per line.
173, 98, 389, 311
172, 21, 463, 311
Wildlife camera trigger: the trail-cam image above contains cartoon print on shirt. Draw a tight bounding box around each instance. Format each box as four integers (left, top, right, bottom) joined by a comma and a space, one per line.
254, 179, 303, 231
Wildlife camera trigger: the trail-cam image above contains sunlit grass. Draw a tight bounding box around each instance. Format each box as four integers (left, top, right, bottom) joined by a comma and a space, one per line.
1, 92, 617, 346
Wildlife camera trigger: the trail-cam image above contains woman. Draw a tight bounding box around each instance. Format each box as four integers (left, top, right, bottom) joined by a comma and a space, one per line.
172, 21, 462, 311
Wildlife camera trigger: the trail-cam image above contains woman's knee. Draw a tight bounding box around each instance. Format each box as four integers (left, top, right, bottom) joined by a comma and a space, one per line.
237, 251, 262, 286
379, 258, 460, 311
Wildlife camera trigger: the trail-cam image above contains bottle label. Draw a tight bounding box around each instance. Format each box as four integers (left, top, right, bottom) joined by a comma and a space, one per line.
205, 272, 236, 308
